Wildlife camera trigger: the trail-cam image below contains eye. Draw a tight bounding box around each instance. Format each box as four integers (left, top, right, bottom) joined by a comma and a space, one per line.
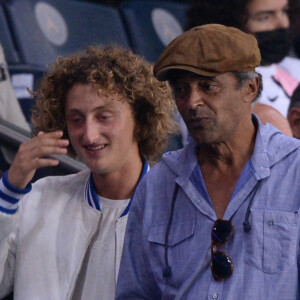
96, 112, 113, 121
172, 84, 189, 100
282, 8, 289, 16
199, 81, 218, 93
68, 116, 84, 125
255, 13, 271, 22
203, 83, 214, 90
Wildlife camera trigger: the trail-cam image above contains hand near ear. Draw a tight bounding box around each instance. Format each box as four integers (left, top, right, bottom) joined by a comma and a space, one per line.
7, 131, 69, 189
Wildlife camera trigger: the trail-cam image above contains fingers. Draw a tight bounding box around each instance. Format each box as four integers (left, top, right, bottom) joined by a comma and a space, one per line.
21, 131, 69, 159
8, 131, 70, 189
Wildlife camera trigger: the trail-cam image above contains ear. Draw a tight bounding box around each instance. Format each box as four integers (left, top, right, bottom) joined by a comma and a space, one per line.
287, 107, 300, 139
243, 76, 260, 104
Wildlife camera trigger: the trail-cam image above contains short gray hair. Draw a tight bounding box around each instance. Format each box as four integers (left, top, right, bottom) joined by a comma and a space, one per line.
231, 71, 263, 101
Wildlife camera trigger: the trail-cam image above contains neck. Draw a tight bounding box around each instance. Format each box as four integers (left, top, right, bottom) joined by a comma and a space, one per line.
92, 157, 143, 200
197, 119, 256, 172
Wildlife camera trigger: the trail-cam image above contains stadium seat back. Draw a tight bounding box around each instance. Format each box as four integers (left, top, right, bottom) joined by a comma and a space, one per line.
2, 0, 130, 68
120, 0, 189, 62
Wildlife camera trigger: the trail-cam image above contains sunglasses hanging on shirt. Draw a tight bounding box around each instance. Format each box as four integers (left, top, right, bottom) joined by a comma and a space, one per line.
211, 219, 234, 281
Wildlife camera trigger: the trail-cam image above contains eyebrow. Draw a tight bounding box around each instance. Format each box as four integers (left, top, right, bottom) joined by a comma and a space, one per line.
251, 4, 289, 17
66, 104, 117, 115
254, 10, 275, 16
170, 75, 216, 86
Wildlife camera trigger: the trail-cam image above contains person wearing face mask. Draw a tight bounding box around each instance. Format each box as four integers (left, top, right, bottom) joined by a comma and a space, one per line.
186, 0, 300, 118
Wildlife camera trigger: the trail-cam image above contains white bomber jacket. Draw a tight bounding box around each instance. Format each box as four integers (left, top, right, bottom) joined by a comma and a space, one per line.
0, 168, 134, 299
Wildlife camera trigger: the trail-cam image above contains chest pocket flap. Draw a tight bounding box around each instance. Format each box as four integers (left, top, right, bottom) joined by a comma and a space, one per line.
148, 219, 195, 246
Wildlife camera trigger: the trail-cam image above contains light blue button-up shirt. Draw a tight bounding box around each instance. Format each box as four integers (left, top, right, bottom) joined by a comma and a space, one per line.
116, 118, 300, 300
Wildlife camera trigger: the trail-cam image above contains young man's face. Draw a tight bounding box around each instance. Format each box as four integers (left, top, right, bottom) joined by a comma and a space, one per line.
245, 0, 289, 33
170, 72, 254, 145
65, 83, 140, 176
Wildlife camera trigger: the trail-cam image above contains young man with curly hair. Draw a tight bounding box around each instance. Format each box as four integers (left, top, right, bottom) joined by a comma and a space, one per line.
0, 46, 176, 299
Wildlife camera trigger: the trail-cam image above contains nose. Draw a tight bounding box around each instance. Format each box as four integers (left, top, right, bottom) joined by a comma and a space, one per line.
276, 12, 290, 29
82, 118, 99, 144
186, 85, 205, 110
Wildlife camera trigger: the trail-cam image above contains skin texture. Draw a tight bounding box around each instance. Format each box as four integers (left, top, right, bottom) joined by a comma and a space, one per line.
252, 103, 293, 136
65, 84, 142, 199
246, 0, 290, 32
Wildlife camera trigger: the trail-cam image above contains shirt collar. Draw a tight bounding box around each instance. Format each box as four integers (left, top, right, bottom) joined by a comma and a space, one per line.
85, 158, 149, 216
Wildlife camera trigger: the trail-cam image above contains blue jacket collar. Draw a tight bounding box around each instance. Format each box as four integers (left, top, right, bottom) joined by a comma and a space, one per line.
85, 158, 149, 216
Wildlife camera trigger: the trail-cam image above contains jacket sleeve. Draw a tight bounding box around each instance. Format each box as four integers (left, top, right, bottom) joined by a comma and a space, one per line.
116, 188, 162, 299
0, 172, 31, 297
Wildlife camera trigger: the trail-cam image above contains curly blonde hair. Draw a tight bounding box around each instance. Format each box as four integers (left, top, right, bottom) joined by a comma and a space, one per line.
31, 46, 177, 163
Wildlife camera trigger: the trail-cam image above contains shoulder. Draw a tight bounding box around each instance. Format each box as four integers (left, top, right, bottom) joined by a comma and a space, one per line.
261, 124, 300, 164
137, 144, 197, 194
148, 146, 192, 179
30, 169, 90, 196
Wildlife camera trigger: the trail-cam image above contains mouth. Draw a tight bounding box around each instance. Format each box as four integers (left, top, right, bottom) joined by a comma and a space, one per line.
84, 144, 107, 154
188, 117, 212, 126
86, 145, 106, 151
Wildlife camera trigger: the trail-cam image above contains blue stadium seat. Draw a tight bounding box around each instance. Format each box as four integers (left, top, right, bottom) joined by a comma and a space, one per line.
2, 0, 130, 69
120, 0, 189, 62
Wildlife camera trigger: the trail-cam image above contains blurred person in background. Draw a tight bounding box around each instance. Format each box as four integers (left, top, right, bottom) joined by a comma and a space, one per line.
252, 102, 293, 136
187, 0, 300, 118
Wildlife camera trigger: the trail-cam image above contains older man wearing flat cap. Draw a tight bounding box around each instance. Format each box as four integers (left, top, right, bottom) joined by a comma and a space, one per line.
116, 24, 300, 300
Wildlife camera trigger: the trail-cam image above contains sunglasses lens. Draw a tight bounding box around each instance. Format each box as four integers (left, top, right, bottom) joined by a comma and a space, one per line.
211, 220, 233, 244
211, 251, 233, 280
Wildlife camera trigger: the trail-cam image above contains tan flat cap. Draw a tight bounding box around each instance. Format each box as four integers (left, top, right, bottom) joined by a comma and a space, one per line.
154, 24, 261, 81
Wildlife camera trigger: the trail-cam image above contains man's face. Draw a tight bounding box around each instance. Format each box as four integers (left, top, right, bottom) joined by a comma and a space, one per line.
170, 72, 252, 145
65, 83, 140, 176
246, 0, 289, 33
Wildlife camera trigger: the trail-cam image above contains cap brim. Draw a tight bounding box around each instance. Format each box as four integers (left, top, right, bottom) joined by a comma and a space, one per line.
155, 65, 222, 81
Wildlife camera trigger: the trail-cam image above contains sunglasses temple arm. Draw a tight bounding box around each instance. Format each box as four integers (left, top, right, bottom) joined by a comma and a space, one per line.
162, 183, 179, 278
243, 180, 262, 233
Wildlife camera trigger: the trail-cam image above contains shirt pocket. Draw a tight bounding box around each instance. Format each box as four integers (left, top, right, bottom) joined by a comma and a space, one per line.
147, 219, 195, 280
244, 210, 298, 274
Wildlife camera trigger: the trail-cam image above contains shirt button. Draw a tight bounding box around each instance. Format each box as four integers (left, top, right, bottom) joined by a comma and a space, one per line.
212, 293, 218, 299
268, 220, 274, 226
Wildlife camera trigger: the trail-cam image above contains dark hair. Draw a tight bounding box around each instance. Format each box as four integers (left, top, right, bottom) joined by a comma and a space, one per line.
186, 0, 251, 31
186, 0, 297, 33
31, 46, 177, 164
290, 83, 300, 111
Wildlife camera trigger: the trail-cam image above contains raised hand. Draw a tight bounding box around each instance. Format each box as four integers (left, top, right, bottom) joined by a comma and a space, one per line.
7, 131, 69, 189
